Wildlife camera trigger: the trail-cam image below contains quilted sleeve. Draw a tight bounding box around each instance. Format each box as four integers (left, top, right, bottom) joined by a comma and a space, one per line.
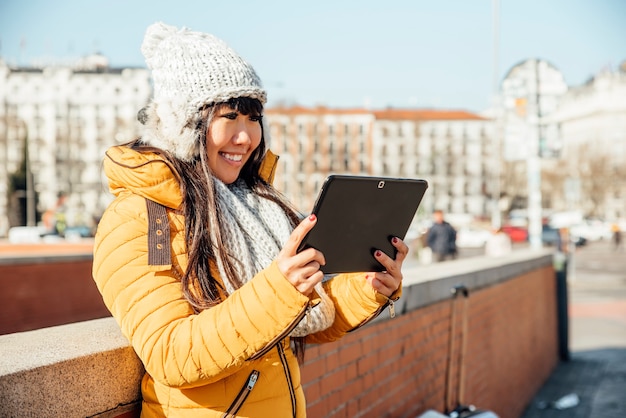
92, 194, 310, 389
305, 272, 402, 343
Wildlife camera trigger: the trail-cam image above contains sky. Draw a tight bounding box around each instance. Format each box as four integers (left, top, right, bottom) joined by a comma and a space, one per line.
0, 0, 624, 113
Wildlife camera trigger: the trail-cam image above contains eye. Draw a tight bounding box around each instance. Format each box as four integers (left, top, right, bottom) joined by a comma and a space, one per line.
249, 115, 262, 122
221, 112, 238, 120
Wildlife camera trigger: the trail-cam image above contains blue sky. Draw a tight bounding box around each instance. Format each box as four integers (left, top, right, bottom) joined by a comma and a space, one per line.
0, 0, 624, 112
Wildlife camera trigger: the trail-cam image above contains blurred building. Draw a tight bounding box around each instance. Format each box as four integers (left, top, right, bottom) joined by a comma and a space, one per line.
1, 53, 623, 238
501, 58, 568, 161
0, 55, 151, 235
265, 106, 374, 211
553, 62, 626, 221
497, 58, 626, 223
266, 106, 495, 219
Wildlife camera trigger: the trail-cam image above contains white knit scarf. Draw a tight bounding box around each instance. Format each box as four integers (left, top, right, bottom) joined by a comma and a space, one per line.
213, 179, 335, 337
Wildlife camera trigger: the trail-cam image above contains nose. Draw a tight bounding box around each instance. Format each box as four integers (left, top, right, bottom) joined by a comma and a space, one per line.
233, 120, 252, 146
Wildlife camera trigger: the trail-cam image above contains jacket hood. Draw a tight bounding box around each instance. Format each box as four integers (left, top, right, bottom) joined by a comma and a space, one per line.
104, 146, 183, 208
103, 145, 279, 209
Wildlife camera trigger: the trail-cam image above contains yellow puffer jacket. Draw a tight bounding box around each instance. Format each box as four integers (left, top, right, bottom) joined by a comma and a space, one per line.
93, 145, 401, 417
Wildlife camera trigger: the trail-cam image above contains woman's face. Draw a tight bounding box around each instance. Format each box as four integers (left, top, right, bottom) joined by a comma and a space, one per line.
206, 104, 262, 184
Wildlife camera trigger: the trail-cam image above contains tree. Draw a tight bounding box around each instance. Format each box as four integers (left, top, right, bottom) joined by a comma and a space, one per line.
562, 142, 626, 219
7, 135, 39, 227
500, 160, 527, 213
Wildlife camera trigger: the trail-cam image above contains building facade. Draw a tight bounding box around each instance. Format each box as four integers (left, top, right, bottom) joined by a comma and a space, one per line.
0, 55, 151, 235
265, 106, 374, 212
498, 58, 626, 222
266, 106, 496, 222
501, 58, 568, 161
552, 63, 626, 221
371, 110, 494, 218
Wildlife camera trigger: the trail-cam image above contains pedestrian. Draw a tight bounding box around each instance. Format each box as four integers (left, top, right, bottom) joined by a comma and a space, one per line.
91, 22, 405, 418
612, 223, 622, 251
485, 227, 512, 257
426, 209, 457, 262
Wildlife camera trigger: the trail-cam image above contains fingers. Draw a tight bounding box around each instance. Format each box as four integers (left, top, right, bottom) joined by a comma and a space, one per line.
277, 246, 325, 275
390, 236, 409, 262
375, 236, 408, 274
276, 215, 326, 296
281, 214, 318, 257
368, 236, 406, 297
292, 267, 325, 295
366, 272, 397, 297
299, 247, 326, 268
278, 254, 324, 295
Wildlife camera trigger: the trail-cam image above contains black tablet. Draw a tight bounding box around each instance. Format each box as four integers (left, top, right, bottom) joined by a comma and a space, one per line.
297, 175, 428, 274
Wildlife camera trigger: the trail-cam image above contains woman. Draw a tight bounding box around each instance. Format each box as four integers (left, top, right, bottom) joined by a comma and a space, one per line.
92, 22, 405, 417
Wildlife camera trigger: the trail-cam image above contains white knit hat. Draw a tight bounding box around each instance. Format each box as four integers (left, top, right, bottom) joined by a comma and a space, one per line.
139, 22, 267, 161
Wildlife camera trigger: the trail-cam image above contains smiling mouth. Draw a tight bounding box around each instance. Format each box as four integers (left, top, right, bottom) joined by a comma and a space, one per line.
220, 152, 243, 162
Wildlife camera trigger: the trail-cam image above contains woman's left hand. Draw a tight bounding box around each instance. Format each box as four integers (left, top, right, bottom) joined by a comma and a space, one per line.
366, 236, 408, 297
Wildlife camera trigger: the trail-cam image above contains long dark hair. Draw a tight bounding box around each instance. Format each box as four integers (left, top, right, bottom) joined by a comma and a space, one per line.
132, 97, 308, 361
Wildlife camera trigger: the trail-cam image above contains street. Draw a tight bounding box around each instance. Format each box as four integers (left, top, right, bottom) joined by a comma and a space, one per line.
520, 239, 626, 418
567, 239, 626, 351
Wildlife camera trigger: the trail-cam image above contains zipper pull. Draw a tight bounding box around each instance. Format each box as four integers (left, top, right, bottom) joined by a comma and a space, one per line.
247, 370, 259, 390
388, 300, 396, 318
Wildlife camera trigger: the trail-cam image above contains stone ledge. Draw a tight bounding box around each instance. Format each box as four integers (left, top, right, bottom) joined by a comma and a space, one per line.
0, 317, 144, 418
378, 248, 554, 320
0, 252, 93, 265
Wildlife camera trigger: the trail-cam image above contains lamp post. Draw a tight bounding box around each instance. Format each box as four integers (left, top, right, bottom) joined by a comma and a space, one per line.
526, 60, 543, 250
491, 0, 502, 229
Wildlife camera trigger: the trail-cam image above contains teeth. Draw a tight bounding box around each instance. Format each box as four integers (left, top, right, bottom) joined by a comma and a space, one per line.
222, 153, 242, 162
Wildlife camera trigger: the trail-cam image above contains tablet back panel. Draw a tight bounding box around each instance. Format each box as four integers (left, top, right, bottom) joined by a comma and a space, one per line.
300, 175, 428, 273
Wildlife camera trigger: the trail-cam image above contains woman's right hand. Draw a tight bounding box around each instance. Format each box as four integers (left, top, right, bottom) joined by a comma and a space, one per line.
276, 214, 325, 296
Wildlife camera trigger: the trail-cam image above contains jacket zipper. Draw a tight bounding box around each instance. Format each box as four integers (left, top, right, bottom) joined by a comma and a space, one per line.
277, 342, 297, 418
349, 298, 396, 332
221, 370, 260, 418
249, 303, 309, 361
222, 302, 307, 418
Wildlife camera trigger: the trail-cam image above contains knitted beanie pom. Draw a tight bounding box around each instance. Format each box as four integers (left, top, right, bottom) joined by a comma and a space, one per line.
141, 22, 180, 67
140, 100, 200, 162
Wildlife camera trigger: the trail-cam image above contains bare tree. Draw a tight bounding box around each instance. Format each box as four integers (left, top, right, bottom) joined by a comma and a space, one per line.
567, 143, 626, 218
500, 160, 528, 213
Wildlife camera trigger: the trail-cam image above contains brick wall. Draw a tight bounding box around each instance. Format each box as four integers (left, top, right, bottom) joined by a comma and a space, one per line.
300, 266, 557, 418
0, 256, 110, 335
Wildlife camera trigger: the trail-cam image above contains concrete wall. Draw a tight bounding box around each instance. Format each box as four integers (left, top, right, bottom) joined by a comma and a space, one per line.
0, 249, 559, 418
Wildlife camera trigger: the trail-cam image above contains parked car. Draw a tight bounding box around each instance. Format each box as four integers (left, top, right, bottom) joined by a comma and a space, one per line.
570, 220, 612, 242
456, 226, 492, 248
501, 224, 528, 243
7, 226, 46, 244
542, 225, 587, 248
63, 225, 94, 239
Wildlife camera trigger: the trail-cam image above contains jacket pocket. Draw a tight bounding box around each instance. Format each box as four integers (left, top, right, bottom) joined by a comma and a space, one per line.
221, 370, 260, 418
